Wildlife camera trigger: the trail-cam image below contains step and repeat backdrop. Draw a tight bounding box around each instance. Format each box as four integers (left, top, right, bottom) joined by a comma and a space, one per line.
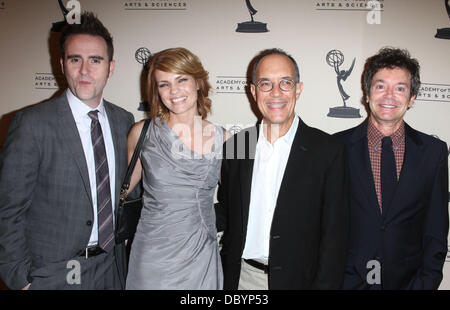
0, 0, 449, 288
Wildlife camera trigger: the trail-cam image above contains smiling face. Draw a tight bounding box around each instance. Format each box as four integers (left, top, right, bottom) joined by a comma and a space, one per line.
60, 34, 114, 109
250, 54, 303, 136
368, 67, 415, 132
154, 69, 199, 119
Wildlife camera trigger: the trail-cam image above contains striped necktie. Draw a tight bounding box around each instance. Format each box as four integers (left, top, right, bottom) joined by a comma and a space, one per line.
88, 110, 114, 252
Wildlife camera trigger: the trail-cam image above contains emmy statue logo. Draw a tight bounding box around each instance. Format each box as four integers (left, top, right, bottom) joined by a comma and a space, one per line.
136, 47, 152, 67
135, 47, 152, 112
236, 0, 269, 33
326, 49, 361, 118
51, 0, 81, 32
435, 0, 450, 39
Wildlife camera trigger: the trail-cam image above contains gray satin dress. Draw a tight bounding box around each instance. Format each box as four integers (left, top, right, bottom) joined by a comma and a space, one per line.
126, 118, 224, 290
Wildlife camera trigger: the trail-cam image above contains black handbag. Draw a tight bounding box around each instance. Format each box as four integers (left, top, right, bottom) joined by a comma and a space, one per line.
115, 119, 151, 244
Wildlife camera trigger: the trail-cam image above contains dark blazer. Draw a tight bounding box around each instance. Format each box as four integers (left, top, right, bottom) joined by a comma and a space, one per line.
334, 120, 449, 290
217, 116, 349, 289
0, 93, 134, 290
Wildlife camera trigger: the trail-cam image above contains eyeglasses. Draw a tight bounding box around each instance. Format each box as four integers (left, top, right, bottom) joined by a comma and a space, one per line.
255, 78, 296, 92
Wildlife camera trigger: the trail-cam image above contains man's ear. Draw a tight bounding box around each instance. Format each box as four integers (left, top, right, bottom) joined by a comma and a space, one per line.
60, 57, 64, 74
407, 95, 416, 109
108, 59, 115, 78
250, 84, 257, 102
295, 82, 304, 100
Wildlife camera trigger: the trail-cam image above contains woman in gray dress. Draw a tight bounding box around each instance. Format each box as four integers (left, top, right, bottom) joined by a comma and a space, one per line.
125, 48, 228, 289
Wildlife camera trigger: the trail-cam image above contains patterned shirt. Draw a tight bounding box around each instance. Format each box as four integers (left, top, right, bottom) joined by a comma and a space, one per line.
367, 120, 405, 209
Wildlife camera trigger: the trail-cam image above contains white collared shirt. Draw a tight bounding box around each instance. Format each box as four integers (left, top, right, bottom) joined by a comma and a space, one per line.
242, 114, 299, 261
66, 89, 116, 246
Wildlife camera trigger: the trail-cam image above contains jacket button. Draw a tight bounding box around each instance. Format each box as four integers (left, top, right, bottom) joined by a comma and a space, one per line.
272, 235, 280, 239
86, 220, 93, 226
380, 225, 386, 231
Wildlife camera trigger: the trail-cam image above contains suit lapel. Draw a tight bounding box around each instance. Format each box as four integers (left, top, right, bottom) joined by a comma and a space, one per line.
382, 123, 423, 219
350, 121, 381, 218
240, 126, 259, 234
56, 94, 93, 207
275, 117, 308, 205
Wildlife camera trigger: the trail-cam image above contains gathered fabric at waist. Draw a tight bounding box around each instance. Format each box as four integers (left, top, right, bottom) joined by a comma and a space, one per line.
139, 192, 217, 239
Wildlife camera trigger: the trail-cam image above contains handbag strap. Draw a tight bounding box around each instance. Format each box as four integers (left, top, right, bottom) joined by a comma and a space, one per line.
121, 119, 151, 194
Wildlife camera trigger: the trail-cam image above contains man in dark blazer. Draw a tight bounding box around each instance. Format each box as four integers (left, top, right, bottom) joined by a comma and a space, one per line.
334, 47, 449, 290
217, 48, 349, 290
0, 12, 134, 290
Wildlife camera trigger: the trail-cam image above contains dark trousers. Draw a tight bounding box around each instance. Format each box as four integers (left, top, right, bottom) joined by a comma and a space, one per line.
28, 249, 121, 290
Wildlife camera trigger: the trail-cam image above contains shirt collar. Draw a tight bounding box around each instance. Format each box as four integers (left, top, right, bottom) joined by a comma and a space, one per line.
66, 89, 106, 121
367, 118, 405, 148
390, 122, 405, 147
260, 113, 299, 146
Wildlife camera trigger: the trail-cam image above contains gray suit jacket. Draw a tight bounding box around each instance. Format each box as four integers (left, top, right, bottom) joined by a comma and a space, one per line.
0, 93, 134, 290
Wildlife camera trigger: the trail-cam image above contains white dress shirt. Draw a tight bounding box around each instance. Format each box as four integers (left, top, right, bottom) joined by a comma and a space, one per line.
242, 114, 299, 261
66, 89, 116, 247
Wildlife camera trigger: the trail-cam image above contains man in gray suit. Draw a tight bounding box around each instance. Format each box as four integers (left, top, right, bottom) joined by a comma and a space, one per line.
0, 12, 134, 290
